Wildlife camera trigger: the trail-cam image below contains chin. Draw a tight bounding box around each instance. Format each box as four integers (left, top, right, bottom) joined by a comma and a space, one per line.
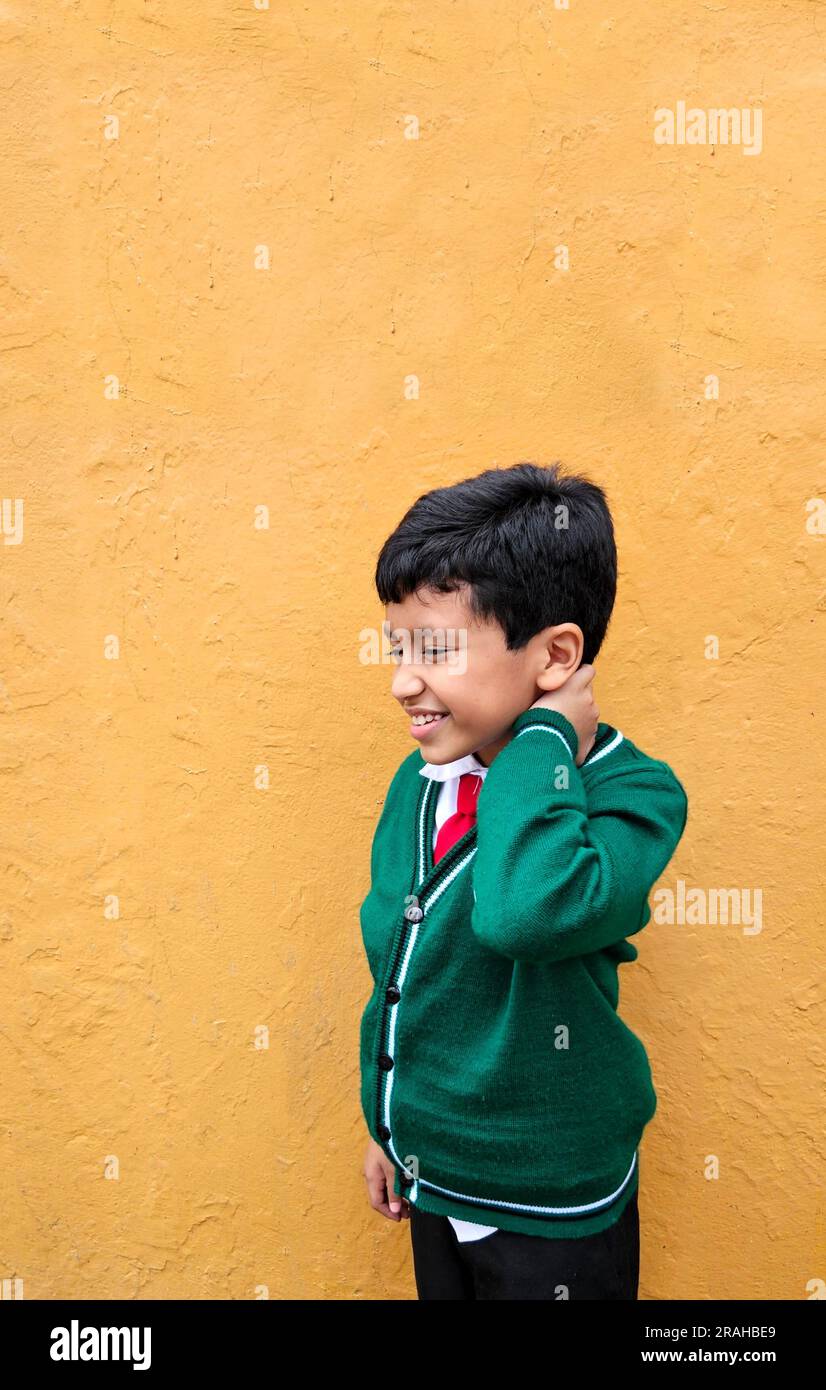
420, 739, 466, 764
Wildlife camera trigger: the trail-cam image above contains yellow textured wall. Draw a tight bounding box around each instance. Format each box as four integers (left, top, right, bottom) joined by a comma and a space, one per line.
1, 1, 823, 1301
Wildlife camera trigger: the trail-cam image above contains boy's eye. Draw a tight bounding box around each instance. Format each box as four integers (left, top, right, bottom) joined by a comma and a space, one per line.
389, 648, 447, 662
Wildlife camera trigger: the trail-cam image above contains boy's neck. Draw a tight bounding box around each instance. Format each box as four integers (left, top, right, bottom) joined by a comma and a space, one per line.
473, 730, 515, 768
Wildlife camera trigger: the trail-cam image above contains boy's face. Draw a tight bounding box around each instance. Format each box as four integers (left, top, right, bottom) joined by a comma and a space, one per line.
385, 585, 579, 767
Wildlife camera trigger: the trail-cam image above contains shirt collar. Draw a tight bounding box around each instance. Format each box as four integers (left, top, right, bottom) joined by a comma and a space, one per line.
418, 750, 490, 782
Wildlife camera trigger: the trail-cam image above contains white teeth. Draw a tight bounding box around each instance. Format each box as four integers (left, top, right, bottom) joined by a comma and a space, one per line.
412, 712, 446, 725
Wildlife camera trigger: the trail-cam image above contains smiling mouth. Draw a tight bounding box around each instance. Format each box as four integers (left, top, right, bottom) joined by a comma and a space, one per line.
408, 711, 451, 736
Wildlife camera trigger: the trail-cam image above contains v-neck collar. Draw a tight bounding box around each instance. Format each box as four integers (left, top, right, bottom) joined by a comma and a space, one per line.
413, 721, 619, 898
417, 774, 478, 889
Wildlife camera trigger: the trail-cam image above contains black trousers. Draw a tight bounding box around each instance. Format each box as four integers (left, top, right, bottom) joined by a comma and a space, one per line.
409, 1191, 639, 1300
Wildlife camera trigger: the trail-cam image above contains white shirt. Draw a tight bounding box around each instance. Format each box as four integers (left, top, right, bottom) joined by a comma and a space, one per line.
418, 752, 498, 1243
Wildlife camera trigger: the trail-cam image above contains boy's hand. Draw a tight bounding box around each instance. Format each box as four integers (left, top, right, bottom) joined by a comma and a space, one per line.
363, 1137, 410, 1223
529, 663, 598, 767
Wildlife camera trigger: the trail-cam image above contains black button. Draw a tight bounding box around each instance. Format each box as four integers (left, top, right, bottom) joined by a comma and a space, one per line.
385, 984, 401, 1003
377, 1124, 391, 1140
378, 1053, 394, 1071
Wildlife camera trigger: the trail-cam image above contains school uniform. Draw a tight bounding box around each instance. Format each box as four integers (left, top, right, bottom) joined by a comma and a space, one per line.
358, 707, 688, 1298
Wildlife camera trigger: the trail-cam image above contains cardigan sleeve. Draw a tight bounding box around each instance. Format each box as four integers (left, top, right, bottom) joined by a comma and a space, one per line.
469, 707, 688, 964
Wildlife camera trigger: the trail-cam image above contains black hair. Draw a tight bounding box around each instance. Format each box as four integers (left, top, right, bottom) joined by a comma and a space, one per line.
374, 460, 617, 664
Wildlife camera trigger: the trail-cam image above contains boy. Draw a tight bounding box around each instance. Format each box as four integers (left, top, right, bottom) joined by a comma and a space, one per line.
358, 461, 688, 1300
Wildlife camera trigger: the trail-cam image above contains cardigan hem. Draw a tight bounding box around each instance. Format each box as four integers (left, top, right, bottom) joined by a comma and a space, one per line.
395, 1154, 641, 1241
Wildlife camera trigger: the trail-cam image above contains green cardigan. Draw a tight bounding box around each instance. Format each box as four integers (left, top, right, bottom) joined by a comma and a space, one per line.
358, 706, 689, 1239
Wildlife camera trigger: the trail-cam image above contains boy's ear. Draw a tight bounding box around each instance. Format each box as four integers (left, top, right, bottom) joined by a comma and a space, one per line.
533, 665, 562, 695
533, 624, 584, 691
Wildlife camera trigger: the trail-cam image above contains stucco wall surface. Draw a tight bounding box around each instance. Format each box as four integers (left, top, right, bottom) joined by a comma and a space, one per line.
0, 1, 823, 1299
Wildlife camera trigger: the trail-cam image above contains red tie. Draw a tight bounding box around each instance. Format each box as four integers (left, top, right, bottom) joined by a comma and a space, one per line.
434, 772, 482, 863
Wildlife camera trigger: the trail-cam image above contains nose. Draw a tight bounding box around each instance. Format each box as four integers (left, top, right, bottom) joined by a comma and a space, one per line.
391, 659, 426, 705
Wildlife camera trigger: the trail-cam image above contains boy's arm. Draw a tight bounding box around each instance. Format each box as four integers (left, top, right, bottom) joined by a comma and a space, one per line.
470, 706, 688, 964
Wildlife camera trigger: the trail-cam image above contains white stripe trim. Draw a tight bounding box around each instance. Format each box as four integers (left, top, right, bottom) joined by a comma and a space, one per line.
423, 847, 477, 914
381, 923, 420, 1134
515, 724, 574, 754
417, 779, 435, 886
383, 837, 477, 1172
584, 728, 624, 764
515, 722, 625, 768
408, 1148, 637, 1217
